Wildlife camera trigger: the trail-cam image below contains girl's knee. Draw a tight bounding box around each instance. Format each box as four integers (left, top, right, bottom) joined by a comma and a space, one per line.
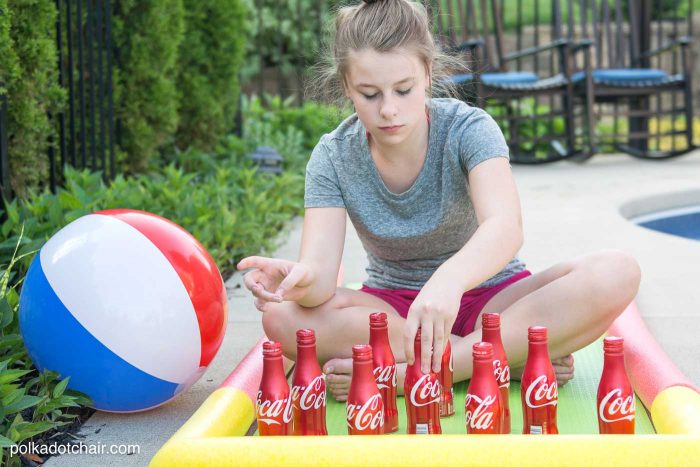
262, 302, 297, 355
579, 249, 641, 312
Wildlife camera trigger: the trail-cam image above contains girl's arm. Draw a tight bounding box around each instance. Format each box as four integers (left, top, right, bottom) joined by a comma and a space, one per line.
434, 156, 523, 293
404, 156, 523, 373
295, 207, 347, 307
237, 207, 346, 309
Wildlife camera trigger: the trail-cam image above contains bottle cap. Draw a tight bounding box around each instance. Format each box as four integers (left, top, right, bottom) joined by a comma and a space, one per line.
528, 326, 548, 342
604, 336, 624, 354
472, 341, 494, 359
369, 312, 388, 328
262, 340, 282, 356
482, 312, 501, 329
296, 328, 316, 345
352, 344, 373, 360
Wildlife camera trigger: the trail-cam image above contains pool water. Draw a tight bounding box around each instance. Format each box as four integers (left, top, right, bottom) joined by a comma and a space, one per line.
633, 205, 700, 241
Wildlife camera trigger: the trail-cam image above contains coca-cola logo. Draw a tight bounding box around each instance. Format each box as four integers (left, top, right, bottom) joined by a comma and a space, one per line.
256, 390, 293, 425
291, 375, 326, 411
346, 394, 384, 431
492, 359, 510, 389
373, 365, 397, 390
524, 374, 558, 408
465, 393, 497, 430
599, 388, 635, 423
409, 373, 440, 407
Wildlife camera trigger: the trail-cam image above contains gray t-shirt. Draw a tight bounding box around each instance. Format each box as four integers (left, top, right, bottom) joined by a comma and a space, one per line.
304, 97, 526, 290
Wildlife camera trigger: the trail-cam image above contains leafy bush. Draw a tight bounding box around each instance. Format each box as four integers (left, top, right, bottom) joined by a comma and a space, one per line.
1, 97, 346, 282
0, 237, 91, 466
111, 0, 185, 173
0, 0, 64, 197
175, 0, 247, 151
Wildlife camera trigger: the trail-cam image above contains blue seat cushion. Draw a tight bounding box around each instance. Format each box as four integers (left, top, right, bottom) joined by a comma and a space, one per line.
449, 71, 539, 86
572, 69, 669, 84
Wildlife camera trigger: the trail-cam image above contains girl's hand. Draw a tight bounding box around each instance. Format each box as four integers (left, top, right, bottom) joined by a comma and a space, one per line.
237, 256, 314, 311
403, 282, 462, 373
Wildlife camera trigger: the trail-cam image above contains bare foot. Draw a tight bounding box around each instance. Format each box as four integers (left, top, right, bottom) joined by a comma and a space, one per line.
511, 354, 575, 387
323, 359, 409, 401
322, 358, 352, 402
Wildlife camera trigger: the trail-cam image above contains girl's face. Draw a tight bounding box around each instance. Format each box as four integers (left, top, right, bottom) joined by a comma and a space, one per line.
344, 48, 430, 147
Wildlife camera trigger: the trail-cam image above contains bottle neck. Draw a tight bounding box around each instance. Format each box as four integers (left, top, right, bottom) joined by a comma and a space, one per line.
369, 326, 390, 347
352, 358, 374, 381
527, 340, 550, 362
262, 356, 286, 381
472, 358, 494, 378
603, 352, 626, 373
297, 344, 319, 367
482, 327, 503, 346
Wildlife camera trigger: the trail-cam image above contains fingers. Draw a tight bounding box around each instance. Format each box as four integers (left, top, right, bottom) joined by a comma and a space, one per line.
274, 263, 307, 299
403, 316, 419, 367
420, 320, 433, 374
237, 256, 273, 271
243, 271, 280, 302
431, 322, 445, 373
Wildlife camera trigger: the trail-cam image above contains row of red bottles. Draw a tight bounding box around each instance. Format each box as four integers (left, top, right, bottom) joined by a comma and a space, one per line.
257, 315, 634, 436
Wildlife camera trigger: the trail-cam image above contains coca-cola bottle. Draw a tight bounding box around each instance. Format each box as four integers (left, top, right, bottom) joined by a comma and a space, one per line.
346, 344, 385, 435
465, 342, 502, 434
404, 328, 441, 434
256, 341, 293, 435
438, 340, 455, 417
521, 326, 558, 434
369, 312, 398, 433
481, 312, 511, 433
597, 336, 635, 434
291, 329, 327, 435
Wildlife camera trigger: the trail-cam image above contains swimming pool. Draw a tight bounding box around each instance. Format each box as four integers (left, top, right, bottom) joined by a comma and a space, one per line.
632, 205, 700, 241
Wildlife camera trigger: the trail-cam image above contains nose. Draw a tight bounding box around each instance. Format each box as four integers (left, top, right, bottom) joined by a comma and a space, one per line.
379, 95, 398, 121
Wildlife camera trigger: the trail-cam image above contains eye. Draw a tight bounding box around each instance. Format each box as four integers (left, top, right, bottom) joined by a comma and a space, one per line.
398, 88, 412, 96
362, 93, 379, 100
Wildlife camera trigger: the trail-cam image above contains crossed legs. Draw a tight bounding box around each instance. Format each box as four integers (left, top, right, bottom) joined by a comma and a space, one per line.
262, 250, 641, 401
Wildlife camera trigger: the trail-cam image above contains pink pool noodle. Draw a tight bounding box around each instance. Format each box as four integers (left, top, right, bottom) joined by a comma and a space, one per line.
608, 302, 699, 408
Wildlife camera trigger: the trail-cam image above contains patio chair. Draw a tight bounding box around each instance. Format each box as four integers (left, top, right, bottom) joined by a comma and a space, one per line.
560, 0, 696, 159
430, 0, 594, 164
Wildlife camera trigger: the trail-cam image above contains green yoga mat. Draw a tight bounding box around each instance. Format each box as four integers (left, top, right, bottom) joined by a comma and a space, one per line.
322, 340, 655, 435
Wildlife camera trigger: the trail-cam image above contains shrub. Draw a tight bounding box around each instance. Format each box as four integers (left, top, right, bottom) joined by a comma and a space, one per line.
0, 0, 64, 197
111, 0, 185, 173
175, 0, 247, 152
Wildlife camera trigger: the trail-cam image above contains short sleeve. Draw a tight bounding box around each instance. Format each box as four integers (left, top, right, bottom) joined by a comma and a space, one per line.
456, 108, 510, 172
304, 140, 346, 208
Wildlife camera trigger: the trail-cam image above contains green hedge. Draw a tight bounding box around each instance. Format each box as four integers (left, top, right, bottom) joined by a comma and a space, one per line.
3, 0, 249, 192
175, 0, 247, 152
0, 0, 63, 198
111, 0, 185, 173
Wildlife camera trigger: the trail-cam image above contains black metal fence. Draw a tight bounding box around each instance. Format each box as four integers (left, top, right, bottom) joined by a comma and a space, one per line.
54, 0, 116, 187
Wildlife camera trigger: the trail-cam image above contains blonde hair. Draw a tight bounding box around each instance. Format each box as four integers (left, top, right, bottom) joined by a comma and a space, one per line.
306, 0, 466, 107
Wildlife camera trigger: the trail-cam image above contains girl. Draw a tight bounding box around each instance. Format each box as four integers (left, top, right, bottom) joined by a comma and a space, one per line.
237, 0, 640, 401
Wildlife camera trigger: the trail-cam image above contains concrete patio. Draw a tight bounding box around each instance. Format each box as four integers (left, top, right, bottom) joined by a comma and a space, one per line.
46, 149, 700, 466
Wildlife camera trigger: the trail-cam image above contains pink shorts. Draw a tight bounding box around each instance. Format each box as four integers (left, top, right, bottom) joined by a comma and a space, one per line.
360, 270, 532, 337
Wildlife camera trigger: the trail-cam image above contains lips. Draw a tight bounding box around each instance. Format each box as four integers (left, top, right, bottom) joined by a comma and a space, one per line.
379, 125, 403, 132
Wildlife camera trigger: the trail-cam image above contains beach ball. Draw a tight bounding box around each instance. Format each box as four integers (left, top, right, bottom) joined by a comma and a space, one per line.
18, 209, 228, 412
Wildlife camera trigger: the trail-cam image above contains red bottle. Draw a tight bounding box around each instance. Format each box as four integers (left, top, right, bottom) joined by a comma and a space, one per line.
438, 340, 455, 417
481, 312, 511, 433
256, 341, 293, 435
404, 328, 441, 434
597, 336, 635, 434
290, 329, 327, 435
369, 312, 398, 433
465, 342, 502, 434
521, 326, 558, 434
346, 344, 385, 435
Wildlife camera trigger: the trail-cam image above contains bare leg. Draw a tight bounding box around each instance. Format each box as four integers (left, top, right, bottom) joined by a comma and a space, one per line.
263, 250, 640, 400
451, 250, 641, 384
